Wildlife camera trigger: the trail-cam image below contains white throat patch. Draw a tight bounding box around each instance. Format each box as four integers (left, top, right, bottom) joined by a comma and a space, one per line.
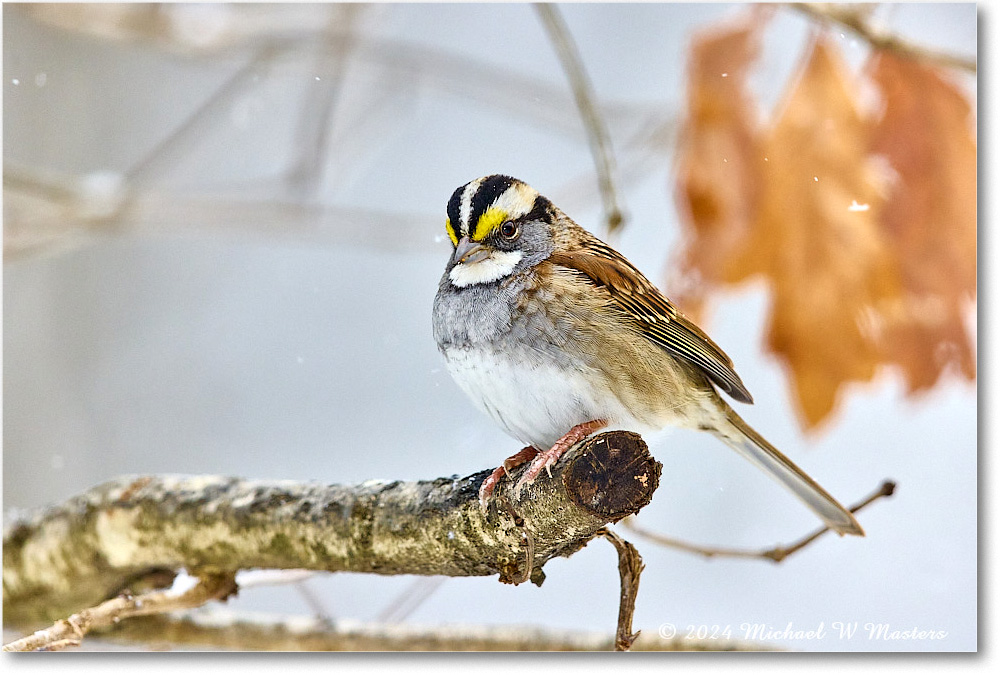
449, 250, 524, 287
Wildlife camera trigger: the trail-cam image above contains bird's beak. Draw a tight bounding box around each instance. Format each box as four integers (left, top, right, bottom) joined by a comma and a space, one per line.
453, 236, 490, 265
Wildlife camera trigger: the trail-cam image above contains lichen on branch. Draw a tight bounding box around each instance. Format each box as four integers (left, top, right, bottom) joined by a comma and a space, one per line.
4, 430, 660, 629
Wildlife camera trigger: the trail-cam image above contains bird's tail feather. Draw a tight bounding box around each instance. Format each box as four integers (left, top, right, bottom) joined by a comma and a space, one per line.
712, 405, 864, 536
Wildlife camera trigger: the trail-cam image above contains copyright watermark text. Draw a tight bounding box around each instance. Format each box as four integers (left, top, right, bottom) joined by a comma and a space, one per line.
658, 621, 949, 643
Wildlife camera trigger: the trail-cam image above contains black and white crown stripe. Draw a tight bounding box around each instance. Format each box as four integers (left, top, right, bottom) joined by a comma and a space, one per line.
446, 175, 552, 243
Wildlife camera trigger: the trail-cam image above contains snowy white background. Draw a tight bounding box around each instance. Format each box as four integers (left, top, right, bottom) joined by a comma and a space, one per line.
3, 3, 977, 652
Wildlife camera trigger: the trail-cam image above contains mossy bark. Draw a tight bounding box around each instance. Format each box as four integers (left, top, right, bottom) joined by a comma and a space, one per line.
4, 431, 660, 627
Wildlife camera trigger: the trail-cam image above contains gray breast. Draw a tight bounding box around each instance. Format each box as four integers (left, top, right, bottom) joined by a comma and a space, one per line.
432, 272, 519, 350
432, 269, 591, 374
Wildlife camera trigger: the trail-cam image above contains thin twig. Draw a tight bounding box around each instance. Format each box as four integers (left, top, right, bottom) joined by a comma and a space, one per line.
790, 3, 976, 72
598, 528, 644, 651
623, 480, 896, 562
2, 572, 237, 652
535, 3, 625, 236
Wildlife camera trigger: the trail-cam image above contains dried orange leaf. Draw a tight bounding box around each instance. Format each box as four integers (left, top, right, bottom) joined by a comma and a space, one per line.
868, 52, 977, 392
673, 25, 976, 431
745, 37, 901, 428
672, 12, 769, 315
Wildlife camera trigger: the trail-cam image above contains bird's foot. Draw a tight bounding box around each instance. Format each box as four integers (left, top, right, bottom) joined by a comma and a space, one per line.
514, 419, 608, 497
479, 446, 539, 510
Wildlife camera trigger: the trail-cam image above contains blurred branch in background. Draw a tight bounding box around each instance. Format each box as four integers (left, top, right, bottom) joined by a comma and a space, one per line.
123, 45, 285, 186
790, 2, 977, 72
535, 3, 624, 237
376, 576, 449, 624
3, 164, 444, 259
3, 572, 238, 653
285, 3, 364, 201
7, 608, 774, 652
3, 3, 669, 261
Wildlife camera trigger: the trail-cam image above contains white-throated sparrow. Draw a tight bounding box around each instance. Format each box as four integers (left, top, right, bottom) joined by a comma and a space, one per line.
432, 175, 863, 536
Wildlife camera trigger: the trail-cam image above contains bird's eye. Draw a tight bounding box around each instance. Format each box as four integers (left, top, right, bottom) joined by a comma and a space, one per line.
499, 221, 519, 240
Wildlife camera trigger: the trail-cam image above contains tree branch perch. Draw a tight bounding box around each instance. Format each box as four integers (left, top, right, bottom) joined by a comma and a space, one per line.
3, 431, 660, 643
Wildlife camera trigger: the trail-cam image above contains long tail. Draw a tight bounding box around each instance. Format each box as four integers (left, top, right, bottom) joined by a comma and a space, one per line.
711, 404, 864, 536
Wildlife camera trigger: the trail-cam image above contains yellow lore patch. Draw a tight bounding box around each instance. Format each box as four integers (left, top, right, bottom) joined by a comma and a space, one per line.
472, 207, 509, 242
445, 218, 459, 246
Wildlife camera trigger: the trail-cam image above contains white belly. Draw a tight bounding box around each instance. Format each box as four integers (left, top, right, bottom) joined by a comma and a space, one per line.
442, 346, 640, 449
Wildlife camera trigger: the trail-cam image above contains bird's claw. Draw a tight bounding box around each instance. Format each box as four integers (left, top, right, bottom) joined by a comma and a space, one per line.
480, 420, 605, 507
479, 446, 538, 511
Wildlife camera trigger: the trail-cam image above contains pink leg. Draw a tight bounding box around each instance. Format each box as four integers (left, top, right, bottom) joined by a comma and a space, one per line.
479, 446, 539, 510
514, 419, 608, 495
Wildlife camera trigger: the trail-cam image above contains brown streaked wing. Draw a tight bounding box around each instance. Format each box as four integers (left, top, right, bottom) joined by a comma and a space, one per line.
548, 243, 754, 404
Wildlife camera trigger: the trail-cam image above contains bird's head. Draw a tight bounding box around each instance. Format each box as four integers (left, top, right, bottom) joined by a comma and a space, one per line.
444, 175, 556, 287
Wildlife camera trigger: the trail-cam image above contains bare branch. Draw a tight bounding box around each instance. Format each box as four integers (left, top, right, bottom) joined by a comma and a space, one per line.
3, 431, 660, 633
3, 572, 237, 652
535, 3, 625, 236
622, 480, 895, 562
598, 528, 643, 651
790, 3, 976, 73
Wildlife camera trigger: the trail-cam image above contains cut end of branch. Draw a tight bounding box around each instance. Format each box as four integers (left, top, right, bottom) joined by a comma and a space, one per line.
562, 431, 661, 521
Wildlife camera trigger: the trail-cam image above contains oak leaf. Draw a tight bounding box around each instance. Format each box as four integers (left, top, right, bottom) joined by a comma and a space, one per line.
744, 38, 901, 428
867, 52, 977, 392
675, 18, 978, 430
673, 11, 768, 309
